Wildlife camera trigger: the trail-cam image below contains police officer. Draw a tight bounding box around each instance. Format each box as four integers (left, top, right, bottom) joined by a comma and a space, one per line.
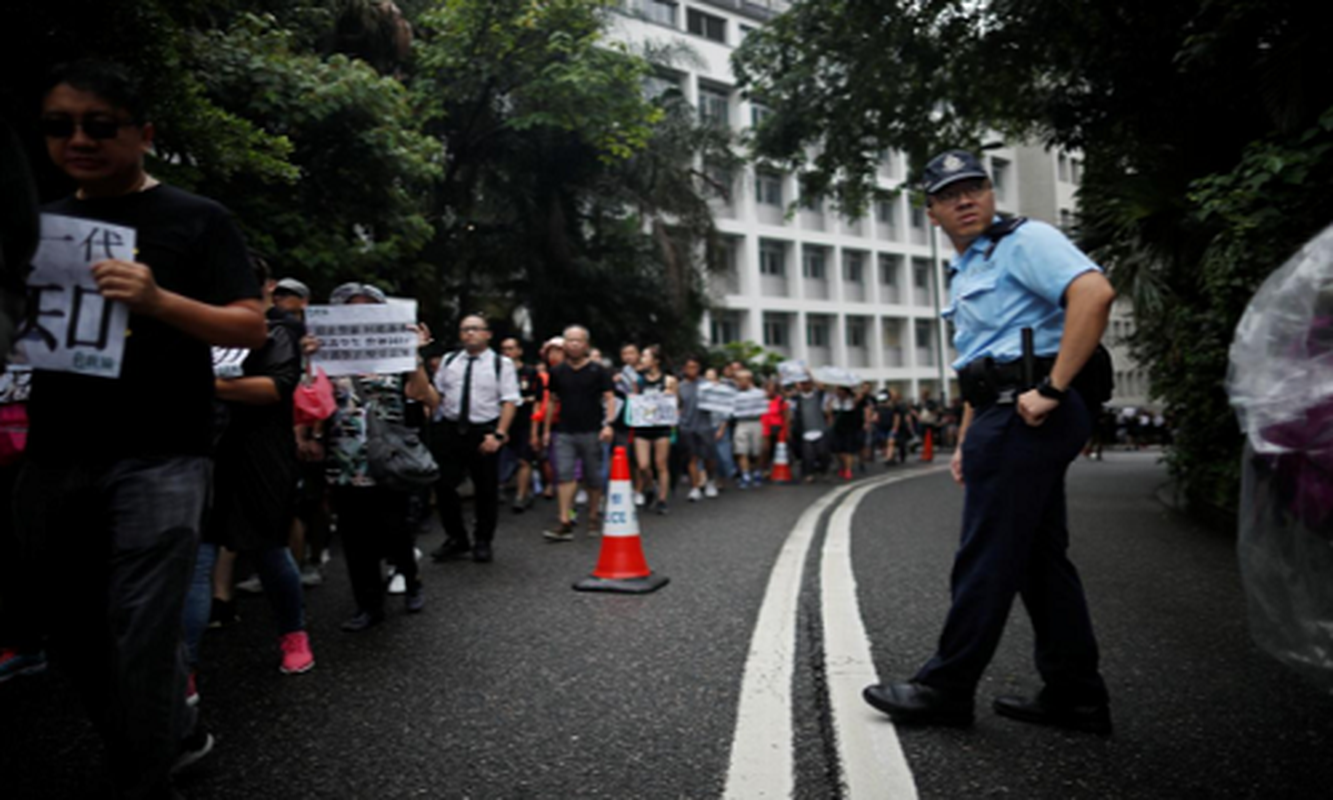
863, 150, 1116, 734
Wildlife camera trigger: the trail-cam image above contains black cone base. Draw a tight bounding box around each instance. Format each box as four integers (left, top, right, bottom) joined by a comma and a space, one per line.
573, 573, 670, 594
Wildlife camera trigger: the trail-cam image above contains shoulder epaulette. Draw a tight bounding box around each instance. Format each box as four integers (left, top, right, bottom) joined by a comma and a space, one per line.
983, 216, 1028, 260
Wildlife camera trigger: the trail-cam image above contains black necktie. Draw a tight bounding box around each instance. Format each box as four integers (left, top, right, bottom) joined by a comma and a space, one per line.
458, 355, 476, 434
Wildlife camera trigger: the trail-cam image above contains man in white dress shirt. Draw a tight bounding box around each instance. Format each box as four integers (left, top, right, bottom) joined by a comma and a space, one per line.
425, 314, 519, 564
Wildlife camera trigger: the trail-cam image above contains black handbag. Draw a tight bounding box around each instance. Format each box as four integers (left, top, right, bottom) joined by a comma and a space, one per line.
355, 380, 440, 491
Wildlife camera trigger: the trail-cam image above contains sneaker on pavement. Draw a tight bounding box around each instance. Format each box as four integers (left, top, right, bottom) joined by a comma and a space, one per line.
405, 582, 426, 613
278, 631, 315, 675
299, 564, 323, 588
234, 575, 264, 595
688, 487, 703, 502
387, 572, 407, 595
543, 522, 575, 542
186, 671, 199, 707
575, 488, 589, 506
704, 480, 719, 498
634, 492, 646, 507
654, 500, 669, 516
0, 649, 48, 684
207, 599, 239, 629
172, 725, 215, 775
738, 475, 751, 490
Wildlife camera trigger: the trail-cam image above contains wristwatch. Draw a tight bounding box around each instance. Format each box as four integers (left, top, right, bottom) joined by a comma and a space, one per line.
1036, 376, 1067, 401
491, 431, 507, 442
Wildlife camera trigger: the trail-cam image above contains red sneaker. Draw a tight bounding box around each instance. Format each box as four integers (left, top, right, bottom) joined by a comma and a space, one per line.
186, 671, 199, 707
279, 631, 315, 675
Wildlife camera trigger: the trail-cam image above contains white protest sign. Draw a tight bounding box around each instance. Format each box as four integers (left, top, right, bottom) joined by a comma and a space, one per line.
777, 359, 810, 385
212, 347, 251, 379
0, 364, 32, 404
306, 300, 419, 377
627, 393, 679, 428
16, 214, 133, 378
698, 381, 737, 417
734, 388, 770, 419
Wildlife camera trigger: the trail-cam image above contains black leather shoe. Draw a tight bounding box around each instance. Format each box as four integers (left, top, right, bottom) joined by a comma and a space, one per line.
472, 542, 493, 563
993, 694, 1112, 735
339, 610, 384, 633
430, 539, 472, 563
862, 681, 974, 726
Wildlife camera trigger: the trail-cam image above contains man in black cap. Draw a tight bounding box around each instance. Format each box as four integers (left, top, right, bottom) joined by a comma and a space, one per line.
862, 149, 1117, 734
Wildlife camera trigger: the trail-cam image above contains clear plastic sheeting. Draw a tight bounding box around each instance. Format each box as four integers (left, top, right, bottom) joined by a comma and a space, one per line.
1228, 223, 1333, 691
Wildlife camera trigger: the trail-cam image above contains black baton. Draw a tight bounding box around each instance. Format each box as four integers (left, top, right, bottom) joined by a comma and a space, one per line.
1021, 327, 1036, 388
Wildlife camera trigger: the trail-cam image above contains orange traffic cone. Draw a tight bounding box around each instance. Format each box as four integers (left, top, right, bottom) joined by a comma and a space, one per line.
921, 427, 934, 462
770, 426, 795, 484
574, 447, 669, 594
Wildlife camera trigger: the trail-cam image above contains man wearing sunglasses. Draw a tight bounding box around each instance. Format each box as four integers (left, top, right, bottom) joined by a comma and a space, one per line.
14, 61, 265, 799
863, 150, 1116, 735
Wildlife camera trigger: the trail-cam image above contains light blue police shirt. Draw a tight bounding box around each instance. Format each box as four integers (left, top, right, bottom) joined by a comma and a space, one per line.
941, 218, 1102, 370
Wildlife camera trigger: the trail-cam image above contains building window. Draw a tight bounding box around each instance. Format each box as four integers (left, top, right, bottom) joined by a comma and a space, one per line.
915, 320, 937, 367
991, 157, 1011, 202
844, 251, 865, 284
642, 73, 680, 102
912, 257, 933, 305
710, 313, 740, 345
1058, 153, 1070, 182
846, 318, 866, 348
802, 247, 827, 279
755, 170, 783, 207
759, 241, 785, 276
750, 103, 773, 129
625, 0, 677, 27
703, 160, 733, 202
807, 319, 829, 347
763, 316, 788, 347
879, 254, 902, 300
1070, 158, 1083, 184
799, 193, 823, 213
1059, 208, 1073, 232
698, 85, 730, 128
910, 204, 925, 231
686, 8, 727, 43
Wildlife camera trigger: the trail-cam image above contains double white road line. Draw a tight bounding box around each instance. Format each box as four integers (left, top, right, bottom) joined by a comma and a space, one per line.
724, 469, 948, 799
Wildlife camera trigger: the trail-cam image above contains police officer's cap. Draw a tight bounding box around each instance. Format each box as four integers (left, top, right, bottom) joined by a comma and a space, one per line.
922, 150, 990, 195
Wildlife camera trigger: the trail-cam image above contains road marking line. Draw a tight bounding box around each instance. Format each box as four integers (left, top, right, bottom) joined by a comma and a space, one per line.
822, 468, 946, 799
723, 483, 860, 799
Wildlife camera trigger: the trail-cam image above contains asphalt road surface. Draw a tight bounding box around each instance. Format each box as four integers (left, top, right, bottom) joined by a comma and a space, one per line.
4, 450, 1331, 799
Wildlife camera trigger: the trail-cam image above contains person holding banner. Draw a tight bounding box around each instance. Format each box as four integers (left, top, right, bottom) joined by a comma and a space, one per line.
321, 282, 437, 632
731, 371, 769, 488
14, 61, 268, 797
628, 344, 679, 515
676, 356, 720, 501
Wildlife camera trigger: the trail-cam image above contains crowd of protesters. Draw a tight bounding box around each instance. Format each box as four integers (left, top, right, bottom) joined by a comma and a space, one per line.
0, 60, 1164, 799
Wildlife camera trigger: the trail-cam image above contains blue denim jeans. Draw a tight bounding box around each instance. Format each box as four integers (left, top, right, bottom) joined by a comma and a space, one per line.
184, 543, 305, 665
14, 455, 210, 800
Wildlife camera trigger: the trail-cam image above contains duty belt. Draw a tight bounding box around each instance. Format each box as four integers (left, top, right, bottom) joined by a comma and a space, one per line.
958, 356, 1055, 408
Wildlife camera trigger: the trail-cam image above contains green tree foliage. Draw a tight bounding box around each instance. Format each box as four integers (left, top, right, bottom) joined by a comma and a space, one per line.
406, 0, 725, 353
3, 1, 439, 297
734, 0, 1333, 510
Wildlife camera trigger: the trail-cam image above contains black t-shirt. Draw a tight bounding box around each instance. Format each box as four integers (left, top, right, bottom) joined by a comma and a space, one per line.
514, 363, 540, 427
27, 185, 260, 463
549, 360, 613, 434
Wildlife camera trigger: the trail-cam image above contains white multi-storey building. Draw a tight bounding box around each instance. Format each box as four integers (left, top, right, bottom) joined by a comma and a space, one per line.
611, 0, 1148, 407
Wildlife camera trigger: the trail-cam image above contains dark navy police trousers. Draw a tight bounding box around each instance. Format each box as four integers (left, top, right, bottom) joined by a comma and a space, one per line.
915, 390, 1109, 705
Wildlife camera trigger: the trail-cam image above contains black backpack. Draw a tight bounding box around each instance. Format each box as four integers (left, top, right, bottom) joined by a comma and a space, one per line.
984, 218, 1115, 409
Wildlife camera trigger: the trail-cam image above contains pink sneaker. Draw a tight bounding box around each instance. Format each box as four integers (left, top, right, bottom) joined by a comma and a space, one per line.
278, 631, 314, 675
186, 671, 200, 707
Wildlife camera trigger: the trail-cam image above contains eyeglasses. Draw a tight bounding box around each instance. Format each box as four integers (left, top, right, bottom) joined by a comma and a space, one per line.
460, 325, 488, 333
39, 116, 135, 140
930, 180, 990, 207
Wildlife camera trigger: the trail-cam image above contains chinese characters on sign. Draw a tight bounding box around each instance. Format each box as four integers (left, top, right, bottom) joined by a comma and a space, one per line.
16, 214, 133, 378
306, 300, 419, 377
627, 393, 679, 428
212, 348, 251, 379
